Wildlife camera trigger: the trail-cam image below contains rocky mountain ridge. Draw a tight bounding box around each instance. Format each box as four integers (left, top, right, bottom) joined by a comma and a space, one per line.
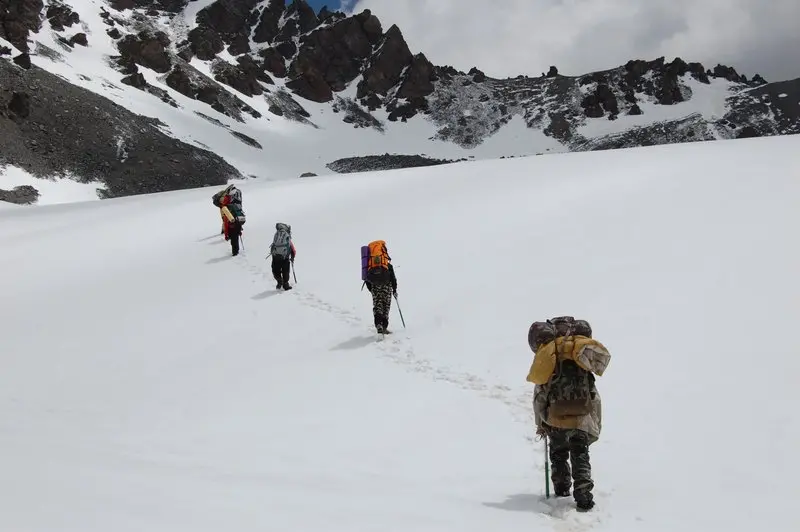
1, 0, 799, 204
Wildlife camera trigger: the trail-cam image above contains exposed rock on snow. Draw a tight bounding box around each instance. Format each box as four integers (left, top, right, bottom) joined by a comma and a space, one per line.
0, 183, 39, 204
326, 154, 465, 174
0, 60, 240, 197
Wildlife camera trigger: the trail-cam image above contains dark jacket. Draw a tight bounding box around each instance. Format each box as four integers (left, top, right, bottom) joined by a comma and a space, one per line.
366, 263, 397, 293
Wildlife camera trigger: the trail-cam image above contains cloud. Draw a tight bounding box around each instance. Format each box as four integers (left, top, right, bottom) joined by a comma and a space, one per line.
346, 0, 800, 81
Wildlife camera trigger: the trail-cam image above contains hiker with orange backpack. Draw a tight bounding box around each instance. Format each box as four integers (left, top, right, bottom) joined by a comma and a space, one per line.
362, 240, 397, 334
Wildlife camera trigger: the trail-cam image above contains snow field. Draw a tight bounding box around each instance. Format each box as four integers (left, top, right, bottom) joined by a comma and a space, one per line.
0, 134, 799, 531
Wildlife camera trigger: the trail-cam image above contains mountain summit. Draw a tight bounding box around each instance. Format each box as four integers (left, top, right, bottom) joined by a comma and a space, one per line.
1, 0, 798, 202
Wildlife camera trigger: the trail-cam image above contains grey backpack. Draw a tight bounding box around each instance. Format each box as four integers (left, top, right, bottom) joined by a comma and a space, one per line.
271, 223, 292, 258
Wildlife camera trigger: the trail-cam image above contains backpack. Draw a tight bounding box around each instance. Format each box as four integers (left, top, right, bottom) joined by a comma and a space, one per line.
227, 203, 246, 224
539, 317, 600, 418
212, 190, 225, 207
228, 187, 242, 204
364, 240, 391, 284
271, 223, 292, 258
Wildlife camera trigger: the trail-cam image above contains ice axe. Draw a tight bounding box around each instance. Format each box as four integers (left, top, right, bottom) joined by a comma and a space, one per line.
544, 436, 551, 499
393, 292, 406, 328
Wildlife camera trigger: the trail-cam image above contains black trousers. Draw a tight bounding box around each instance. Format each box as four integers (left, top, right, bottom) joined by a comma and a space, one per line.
271, 256, 291, 285
548, 428, 594, 504
229, 223, 242, 255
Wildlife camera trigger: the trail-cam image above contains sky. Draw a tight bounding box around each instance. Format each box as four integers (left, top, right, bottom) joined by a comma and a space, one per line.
313, 0, 800, 82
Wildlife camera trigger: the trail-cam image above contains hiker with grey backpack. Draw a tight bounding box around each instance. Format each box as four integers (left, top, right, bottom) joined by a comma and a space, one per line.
267, 223, 296, 290
526, 316, 611, 512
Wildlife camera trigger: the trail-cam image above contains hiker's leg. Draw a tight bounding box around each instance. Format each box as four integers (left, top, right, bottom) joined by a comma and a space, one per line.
548, 428, 572, 496
569, 430, 595, 507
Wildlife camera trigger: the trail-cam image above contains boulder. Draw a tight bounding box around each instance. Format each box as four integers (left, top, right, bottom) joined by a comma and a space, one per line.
46, 3, 80, 32
212, 59, 264, 97
69, 32, 88, 47
13, 53, 32, 69
165, 66, 195, 98
7, 91, 31, 119
117, 31, 172, 73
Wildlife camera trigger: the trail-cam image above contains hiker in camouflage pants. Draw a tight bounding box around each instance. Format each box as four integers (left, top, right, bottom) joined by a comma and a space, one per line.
365, 262, 397, 333
548, 428, 594, 505
370, 283, 393, 332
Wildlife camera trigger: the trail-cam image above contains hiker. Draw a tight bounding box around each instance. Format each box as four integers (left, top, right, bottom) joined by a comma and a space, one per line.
362, 240, 397, 334
212, 185, 242, 240
220, 200, 246, 256
526, 316, 611, 512
269, 223, 296, 290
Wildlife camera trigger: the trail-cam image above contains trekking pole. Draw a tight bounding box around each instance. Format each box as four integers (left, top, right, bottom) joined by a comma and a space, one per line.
393, 293, 406, 328
291, 260, 297, 283
544, 436, 551, 499
239, 234, 245, 251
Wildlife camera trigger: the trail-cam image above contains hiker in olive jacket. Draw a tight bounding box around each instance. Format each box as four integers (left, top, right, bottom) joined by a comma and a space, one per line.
527, 316, 611, 512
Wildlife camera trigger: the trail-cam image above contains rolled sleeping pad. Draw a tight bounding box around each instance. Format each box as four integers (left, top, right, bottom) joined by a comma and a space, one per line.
361, 245, 369, 281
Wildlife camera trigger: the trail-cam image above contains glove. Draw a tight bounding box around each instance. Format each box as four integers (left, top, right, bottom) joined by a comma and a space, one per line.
535, 425, 548, 440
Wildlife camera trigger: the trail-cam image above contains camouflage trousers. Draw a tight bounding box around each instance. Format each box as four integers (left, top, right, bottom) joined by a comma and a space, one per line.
548, 428, 594, 504
371, 283, 393, 329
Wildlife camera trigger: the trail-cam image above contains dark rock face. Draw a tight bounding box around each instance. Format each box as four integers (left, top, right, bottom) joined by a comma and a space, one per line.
188, 26, 224, 61
712, 64, 746, 83
0, 60, 241, 197
357, 25, 413, 99
253, 0, 285, 43
0, 0, 44, 52
108, 0, 188, 12
260, 47, 286, 77
0, 185, 39, 204
286, 15, 378, 102
117, 31, 172, 73
165, 66, 193, 97
332, 96, 384, 131
46, 3, 80, 32
212, 59, 264, 97
195, 0, 259, 55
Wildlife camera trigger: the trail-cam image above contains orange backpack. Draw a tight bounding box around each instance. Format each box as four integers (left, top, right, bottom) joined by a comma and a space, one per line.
365, 240, 391, 284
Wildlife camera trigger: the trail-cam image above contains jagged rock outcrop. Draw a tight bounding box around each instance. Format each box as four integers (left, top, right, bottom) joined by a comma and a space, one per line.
286, 13, 380, 102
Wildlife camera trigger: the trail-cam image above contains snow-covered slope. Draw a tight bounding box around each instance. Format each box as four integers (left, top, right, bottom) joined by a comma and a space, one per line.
1, 135, 798, 531
2, 0, 799, 204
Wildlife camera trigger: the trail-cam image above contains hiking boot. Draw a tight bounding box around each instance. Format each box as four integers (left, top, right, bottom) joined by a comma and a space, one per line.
575, 497, 594, 512
283, 283, 292, 291
376, 324, 385, 334
276, 282, 282, 289
554, 486, 571, 498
